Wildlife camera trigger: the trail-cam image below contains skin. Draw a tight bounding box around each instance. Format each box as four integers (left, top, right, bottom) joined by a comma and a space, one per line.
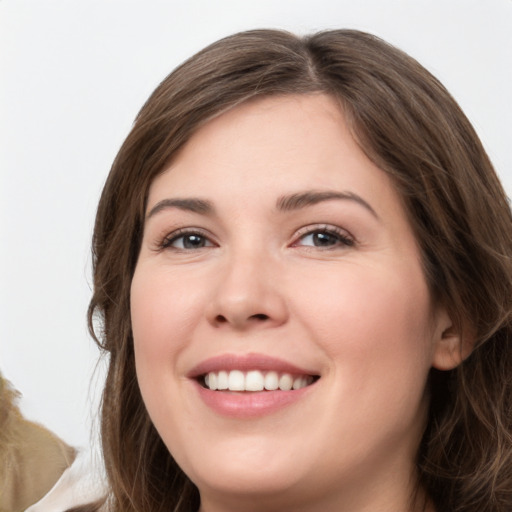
131, 94, 459, 512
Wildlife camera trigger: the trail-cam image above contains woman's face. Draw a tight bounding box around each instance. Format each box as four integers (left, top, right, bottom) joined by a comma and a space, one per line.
131, 94, 452, 511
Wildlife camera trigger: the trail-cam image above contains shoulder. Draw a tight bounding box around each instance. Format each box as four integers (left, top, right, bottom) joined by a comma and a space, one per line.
25, 449, 107, 512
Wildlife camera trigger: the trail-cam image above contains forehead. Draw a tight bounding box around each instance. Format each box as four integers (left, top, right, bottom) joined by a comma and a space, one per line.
147, 94, 400, 218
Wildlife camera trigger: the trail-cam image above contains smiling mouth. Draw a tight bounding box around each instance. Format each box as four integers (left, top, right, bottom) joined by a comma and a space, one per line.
201, 370, 319, 392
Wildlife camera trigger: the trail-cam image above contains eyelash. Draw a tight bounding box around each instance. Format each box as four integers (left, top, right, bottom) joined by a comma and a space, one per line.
158, 225, 354, 252
293, 225, 354, 249
160, 228, 214, 250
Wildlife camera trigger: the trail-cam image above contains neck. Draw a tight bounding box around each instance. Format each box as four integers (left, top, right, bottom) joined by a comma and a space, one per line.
197, 473, 435, 512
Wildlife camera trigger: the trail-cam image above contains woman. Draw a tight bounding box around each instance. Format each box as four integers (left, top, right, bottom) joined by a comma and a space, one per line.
87, 29, 512, 511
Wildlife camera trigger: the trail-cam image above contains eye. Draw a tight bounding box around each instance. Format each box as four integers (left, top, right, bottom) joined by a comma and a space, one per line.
293, 226, 354, 249
162, 230, 215, 250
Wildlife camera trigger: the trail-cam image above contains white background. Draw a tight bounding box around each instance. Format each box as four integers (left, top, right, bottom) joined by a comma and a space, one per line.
1, 0, 511, 449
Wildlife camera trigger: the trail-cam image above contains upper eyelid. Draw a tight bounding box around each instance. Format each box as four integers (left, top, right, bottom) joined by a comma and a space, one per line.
165, 226, 211, 237
154, 223, 355, 248
166, 227, 213, 238
292, 224, 354, 239
290, 225, 356, 249
158, 227, 218, 249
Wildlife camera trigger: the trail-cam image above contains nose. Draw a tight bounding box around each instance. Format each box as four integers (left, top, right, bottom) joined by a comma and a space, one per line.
205, 249, 288, 330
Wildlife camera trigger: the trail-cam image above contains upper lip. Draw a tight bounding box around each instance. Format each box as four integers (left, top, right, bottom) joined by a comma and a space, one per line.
187, 353, 319, 379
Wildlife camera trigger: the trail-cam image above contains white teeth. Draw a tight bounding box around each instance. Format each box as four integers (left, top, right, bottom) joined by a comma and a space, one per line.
264, 371, 279, 390
217, 370, 228, 390
208, 372, 218, 391
245, 370, 264, 391
292, 377, 303, 390
204, 370, 315, 392
293, 376, 310, 390
278, 374, 293, 391
228, 370, 245, 391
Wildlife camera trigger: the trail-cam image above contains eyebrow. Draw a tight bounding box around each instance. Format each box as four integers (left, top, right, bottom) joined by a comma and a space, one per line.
147, 198, 214, 219
146, 190, 378, 220
276, 190, 379, 218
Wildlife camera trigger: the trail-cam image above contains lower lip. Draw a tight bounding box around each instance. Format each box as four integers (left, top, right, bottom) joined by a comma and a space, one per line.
194, 381, 314, 418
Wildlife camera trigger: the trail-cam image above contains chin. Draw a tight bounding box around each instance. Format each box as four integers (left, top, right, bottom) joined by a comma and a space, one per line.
196, 469, 297, 496
191, 468, 312, 512
177, 438, 311, 501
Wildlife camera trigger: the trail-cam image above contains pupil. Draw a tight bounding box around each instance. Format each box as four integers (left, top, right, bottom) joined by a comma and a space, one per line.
313, 232, 335, 246
183, 235, 204, 248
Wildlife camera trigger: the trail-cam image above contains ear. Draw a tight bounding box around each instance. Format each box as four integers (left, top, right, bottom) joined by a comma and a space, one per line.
431, 308, 474, 371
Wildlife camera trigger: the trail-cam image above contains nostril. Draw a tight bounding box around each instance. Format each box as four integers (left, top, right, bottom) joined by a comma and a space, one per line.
212, 312, 270, 326
251, 313, 269, 321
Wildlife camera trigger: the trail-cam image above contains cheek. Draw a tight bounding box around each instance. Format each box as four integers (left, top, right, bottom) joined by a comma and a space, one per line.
131, 265, 204, 360
291, 262, 435, 466
130, 264, 212, 420
296, 261, 434, 380
130, 265, 207, 437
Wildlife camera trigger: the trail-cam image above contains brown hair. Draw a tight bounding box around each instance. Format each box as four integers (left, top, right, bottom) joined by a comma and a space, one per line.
88, 29, 512, 512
